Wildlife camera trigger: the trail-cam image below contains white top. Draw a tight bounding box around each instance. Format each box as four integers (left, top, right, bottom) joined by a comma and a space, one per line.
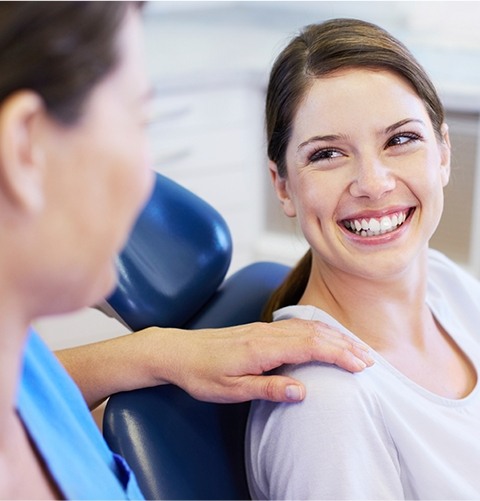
246, 249, 480, 500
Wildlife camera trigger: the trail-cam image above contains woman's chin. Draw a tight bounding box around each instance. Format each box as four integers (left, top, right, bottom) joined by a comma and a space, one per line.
80, 263, 119, 311
96, 264, 118, 302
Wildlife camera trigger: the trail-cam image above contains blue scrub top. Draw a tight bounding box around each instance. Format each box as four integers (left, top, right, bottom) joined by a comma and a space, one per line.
16, 330, 145, 500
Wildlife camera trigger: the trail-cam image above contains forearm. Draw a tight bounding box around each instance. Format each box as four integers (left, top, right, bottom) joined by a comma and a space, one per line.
55, 327, 174, 409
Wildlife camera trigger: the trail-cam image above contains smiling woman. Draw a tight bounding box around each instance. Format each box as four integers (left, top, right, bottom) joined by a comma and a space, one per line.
246, 18, 480, 500
271, 68, 449, 276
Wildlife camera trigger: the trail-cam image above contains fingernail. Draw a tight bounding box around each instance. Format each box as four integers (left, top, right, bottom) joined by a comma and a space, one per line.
354, 345, 375, 366
286, 385, 303, 401
356, 359, 367, 370
362, 353, 375, 366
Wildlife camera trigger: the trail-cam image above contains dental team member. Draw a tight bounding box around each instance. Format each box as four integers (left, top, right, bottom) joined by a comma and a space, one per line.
247, 18, 480, 500
0, 4, 372, 498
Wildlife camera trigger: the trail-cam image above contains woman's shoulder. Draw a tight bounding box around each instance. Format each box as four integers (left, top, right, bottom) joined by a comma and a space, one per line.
272, 304, 380, 408
249, 361, 382, 440
282, 359, 379, 413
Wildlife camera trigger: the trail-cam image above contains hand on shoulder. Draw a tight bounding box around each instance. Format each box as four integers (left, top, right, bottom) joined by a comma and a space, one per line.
158, 318, 374, 404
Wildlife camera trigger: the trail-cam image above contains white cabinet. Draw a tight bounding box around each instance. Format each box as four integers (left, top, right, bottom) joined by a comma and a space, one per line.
148, 76, 267, 273
430, 106, 480, 274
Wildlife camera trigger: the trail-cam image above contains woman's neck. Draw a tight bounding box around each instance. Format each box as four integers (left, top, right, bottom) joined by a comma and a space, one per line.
299, 250, 430, 352
0, 294, 32, 427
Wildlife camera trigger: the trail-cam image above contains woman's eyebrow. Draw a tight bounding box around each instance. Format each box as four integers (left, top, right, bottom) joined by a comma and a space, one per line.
385, 118, 425, 134
297, 133, 345, 151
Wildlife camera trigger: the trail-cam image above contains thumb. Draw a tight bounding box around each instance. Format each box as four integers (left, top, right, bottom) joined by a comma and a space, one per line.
245, 375, 306, 403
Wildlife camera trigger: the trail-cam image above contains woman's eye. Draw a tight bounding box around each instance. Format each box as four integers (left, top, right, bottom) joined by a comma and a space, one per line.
310, 148, 343, 163
387, 132, 421, 147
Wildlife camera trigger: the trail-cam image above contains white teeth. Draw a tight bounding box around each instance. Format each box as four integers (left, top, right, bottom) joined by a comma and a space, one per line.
380, 216, 392, 231
343, 210, 409, 237
369, 218, 380, 232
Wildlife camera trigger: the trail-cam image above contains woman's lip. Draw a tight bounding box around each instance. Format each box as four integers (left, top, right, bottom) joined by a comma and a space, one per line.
340, 207, 415, 239
340, 206, 414, 222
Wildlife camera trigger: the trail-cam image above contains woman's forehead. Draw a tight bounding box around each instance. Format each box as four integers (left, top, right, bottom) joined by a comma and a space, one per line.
291, 69, 429, 136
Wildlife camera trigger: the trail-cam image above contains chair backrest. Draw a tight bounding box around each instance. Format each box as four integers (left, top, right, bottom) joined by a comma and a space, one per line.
105, 172, 233, 330
102, 172, 289, 500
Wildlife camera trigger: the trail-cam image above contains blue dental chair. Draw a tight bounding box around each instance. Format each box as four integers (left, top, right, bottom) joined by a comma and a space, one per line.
101, 172, 289, 500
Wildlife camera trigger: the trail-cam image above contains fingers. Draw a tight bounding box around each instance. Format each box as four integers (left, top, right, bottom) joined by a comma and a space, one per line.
328, 347, 372, 373
310, 320, 375, 371
258, 375, 305, 402
272, 318, 375, 372
233, 375, 306, 403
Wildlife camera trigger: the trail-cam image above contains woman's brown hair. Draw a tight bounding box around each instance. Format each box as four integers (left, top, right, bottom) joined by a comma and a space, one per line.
0, 1, 137, 124
262, 18, 445, 321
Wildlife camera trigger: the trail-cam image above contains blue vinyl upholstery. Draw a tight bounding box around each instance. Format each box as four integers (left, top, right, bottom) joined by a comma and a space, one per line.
106, 172, 233, 330
102, 172, 290, 500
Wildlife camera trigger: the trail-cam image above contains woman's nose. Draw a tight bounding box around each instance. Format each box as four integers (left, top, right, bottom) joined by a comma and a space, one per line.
349, 157, 396, 200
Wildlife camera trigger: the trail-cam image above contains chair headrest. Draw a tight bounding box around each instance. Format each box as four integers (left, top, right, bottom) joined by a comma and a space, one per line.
105, 172, 232, 331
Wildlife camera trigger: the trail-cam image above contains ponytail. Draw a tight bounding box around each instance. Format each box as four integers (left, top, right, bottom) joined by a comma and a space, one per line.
261, 250, 312, 321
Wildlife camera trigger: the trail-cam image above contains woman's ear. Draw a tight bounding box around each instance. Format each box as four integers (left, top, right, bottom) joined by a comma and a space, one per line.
0, 90, 46, 214
269, 160, 296, 218
439, 123, 451, 188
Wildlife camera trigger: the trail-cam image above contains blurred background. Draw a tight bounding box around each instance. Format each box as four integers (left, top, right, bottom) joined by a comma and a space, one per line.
38, 1, 480, 348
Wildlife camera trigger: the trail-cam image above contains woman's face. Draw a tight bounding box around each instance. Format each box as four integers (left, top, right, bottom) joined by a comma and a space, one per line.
38, 7, 154, 312
271, 68, 450, 281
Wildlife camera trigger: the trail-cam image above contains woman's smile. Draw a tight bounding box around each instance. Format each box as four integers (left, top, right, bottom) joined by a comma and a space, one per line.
340, 207, 415, 238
